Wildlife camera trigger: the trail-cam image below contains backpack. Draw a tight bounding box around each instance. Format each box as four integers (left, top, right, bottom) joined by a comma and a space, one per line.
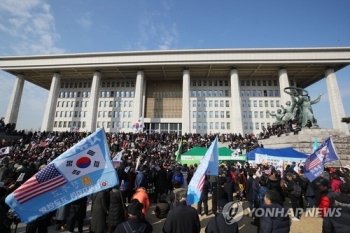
290, 181, 302, 197
122, 221, 146, 233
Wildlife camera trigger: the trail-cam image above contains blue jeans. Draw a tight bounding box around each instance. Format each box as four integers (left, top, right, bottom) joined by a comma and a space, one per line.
248, 200, 254, 211
306, 196, 316, 208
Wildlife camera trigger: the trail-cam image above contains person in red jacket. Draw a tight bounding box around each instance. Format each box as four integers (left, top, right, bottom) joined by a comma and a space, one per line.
318, 179, 337, 218
330, 173, 342, 194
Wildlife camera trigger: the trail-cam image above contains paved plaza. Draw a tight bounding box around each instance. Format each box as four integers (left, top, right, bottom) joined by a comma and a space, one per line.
11, 195, 322, 233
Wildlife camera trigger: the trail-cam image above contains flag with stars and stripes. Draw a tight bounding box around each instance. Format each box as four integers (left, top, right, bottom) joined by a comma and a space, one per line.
304, 136, 339, 182
6, 128, 118, 224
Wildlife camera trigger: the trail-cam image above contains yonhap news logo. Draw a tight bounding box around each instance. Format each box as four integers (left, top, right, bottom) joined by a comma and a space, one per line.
248, 207, 342, 218
222, 200, 244, 224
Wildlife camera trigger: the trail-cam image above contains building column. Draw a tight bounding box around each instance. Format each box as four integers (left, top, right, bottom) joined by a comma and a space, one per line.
325, 68, 348, 134
230, 69, 243, 134
86, 71, 101, 132
133, 70, 144, 124
278, 68, 291, 105
5, 74, 25, 125
182, 69, 190, 134
41, 73, 61, 131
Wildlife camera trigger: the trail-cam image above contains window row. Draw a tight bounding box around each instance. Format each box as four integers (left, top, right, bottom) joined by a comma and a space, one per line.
151, 92, 182, 98
101, 91, 135, 98
241, 80, 278, 87
57, 101, 89, 108
241, 90, 279, 97
192, 80, 230, 87
59, 91, 91, 98
98, 111, 133, 118
61, 83, 91, 89
97, 121, 132, 129
56, 111, 88, 118
192, 100, 230, 108
192, 111, 230, 118
99, 100, 134, 108
191, 90, 230, 97
192, 122, 231, 130
242, 100, 280, 108
101, 81, 135, 88
54, 121, 86, 128
244, 122, 273, 130
242, 111, 277, 119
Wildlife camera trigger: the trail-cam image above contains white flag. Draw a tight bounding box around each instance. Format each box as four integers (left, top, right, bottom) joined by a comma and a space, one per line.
0, 147, 10, 155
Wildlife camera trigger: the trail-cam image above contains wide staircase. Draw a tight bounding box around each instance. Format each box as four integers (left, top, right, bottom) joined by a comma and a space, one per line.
259, 128, 350, 165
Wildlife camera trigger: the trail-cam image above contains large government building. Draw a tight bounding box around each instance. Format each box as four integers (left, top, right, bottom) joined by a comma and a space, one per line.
1, 47, 349, 135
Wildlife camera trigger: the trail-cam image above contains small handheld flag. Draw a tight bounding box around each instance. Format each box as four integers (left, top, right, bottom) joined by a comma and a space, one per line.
175, 139, 183, 162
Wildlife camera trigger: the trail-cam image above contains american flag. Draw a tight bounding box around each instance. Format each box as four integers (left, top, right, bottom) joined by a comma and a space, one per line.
14, 163, 67, 204
198, 174, 206, 192
305, 157, 321, 170
305, 147, 327, 170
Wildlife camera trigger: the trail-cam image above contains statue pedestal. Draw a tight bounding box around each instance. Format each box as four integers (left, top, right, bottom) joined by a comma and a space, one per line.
260, 128, 350, 165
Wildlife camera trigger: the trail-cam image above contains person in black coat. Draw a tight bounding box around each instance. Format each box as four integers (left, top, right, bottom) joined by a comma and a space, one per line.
90, 190, 109, 233
197, 177, 209, 215
205, 198, 239, 233
154, 194, 170, 219
285, 172, 302, 220
267, 172, 284, 203
259, 190, 290, 233
114, 199, 153, 233
322, 184, 350, 233
153, 165, 168, 203
245, 170, 255, 211
212, 176, 228, 214
68, 196, 87, 233
107, 186, 126, 233
163, 188, 200, 233
223, 171, 234, 202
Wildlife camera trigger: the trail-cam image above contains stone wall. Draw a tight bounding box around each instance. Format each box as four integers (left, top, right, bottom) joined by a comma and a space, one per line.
259, 128, 350, 165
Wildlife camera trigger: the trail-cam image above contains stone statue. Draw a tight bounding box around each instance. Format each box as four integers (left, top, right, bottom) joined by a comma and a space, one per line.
266, 109, 285, 126
281, 100, 296, 123
284, 87, 323, 128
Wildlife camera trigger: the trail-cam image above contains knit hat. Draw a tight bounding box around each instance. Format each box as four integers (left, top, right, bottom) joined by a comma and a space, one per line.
335, 194, 350, 205
127, 199, 143, 215
319, 179, 330, 187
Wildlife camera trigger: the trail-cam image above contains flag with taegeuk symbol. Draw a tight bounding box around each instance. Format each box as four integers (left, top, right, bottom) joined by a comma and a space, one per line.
304, 136, 339, 182
6, 128, 118, 224
0, 146, 10, 155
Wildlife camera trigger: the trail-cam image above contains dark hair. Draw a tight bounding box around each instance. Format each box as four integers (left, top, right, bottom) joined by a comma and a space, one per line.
330, 173, 340, 180
259, 180, 266, 186
173, 181, 181, 189
264, 190, 280, 204
218, 177, 226, 186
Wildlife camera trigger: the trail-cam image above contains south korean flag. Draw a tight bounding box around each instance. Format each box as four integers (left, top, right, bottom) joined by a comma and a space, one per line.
54, 144, 107, 182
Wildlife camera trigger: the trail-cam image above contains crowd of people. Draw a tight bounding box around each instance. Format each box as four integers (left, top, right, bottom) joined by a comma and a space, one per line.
0, 128, 350, 233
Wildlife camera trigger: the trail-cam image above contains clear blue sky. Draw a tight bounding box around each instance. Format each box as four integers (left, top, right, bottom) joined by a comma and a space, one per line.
0, 0, 349, 131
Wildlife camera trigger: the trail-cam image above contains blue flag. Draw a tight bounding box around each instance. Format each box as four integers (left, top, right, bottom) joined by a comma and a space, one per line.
205, 137, 219, 176
6, 128, 119, 224
304, 136, 339, 182
187, 137, 218, 205
312, 138, 319, 152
